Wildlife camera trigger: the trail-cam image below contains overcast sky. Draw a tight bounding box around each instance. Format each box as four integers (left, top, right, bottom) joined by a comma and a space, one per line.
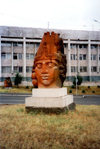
0, 0, 100, 31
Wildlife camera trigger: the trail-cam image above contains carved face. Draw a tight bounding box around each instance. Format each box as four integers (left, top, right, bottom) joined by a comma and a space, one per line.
32, 32, 66, 88
35, 59, 61, 88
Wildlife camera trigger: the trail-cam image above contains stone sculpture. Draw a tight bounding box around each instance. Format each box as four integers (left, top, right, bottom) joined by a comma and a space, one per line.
31, 32, 66, 88
4, 77, 12, 87
25, 32, 75, 113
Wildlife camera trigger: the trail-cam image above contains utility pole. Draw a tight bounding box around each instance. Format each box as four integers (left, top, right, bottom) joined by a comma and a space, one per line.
75, 45, 78, 95
48, 22, 50, 30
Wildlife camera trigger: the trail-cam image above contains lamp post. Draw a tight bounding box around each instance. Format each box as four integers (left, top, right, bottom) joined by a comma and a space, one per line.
93, 19, 100, 30
75, 45, 78, 95
94, 19, 100, 23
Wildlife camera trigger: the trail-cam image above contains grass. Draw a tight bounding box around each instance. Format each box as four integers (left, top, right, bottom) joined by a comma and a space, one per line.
67, 86, 100, 95
0, 105, 100, 149
0, 86, 32, 94
0, 86, 100, 95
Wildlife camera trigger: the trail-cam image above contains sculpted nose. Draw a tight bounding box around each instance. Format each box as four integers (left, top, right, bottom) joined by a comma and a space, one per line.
41, 64, 48, 73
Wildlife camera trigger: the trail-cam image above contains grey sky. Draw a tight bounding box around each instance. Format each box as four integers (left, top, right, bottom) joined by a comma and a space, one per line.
0, 0, 100, 30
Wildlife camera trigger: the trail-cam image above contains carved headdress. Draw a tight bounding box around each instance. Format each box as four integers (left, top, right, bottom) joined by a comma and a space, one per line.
32, 32, 67, 87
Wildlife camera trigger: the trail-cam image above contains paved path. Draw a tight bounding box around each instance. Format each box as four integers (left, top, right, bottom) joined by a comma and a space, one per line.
0, 94, 100, 105
74, 95, 100, 105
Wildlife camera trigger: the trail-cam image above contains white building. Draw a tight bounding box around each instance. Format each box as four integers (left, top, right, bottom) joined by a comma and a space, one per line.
0, 26, 100, 86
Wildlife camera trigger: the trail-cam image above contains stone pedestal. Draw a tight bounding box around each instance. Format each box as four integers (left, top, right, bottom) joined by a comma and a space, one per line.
25, 88, 75, 113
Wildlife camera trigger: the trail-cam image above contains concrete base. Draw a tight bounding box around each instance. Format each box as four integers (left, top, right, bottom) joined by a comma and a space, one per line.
25, 88, 75, 113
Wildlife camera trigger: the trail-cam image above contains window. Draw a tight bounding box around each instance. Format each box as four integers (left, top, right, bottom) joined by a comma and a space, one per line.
26, 66, 32, 73
26, 42, 35, 48
91, 54, 96, 60
80, 66, 87, 72
19, 67, 23, 73
71, 66, 77, 72
79, 44, 87, 49
1, 53, 6, 59
64, 44, 67, 48
71, 66, 76, 72
13, 53, 22, 60
13, 53, 17, 59
26, 53, 30, 59
26, 53, 34, 60
70, 44, 76, 49
13, 42, 17, 47
13, 66, 18, 72
91, 45, 97, 49
83, 54, 86, 60
18, 53, 22, 59
79, 54, 82, 60
79, 54, 86, 60
35, 43, 40, 49
2, 66, 11, 73
14, 66, 23, 73
1, 42, 11, 47
71, 54, 77, 60
99, 54, 100, 60
91, 66, 97, 72
1, 53, 11, 59
13, 42, 23, 47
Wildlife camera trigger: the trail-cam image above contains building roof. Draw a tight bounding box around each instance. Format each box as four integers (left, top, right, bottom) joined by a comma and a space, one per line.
0, 26, 100, 40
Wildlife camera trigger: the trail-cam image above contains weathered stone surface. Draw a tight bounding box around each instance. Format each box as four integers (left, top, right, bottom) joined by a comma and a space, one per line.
32, 32, 66, 88
25, 103, 76, 114
25, 88, 75, 113
32, 88, 67, 97
4, 77, 12, 87
25, 32, 74, 113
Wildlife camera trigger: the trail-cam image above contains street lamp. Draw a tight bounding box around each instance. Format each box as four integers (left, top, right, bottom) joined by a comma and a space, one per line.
93, 19, 100, 30
94, 19, 100, 23
75, 44, 78, 95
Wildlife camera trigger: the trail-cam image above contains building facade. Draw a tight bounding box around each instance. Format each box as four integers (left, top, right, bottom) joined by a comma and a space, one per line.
0, 26, 100, 86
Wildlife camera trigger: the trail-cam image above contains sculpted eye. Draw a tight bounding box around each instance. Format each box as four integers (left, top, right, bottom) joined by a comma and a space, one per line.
36, 63, 42, 69
47, 62, 55, 68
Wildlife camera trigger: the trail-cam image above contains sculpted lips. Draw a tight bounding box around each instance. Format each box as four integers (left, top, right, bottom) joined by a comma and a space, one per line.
41, 75, 49, 80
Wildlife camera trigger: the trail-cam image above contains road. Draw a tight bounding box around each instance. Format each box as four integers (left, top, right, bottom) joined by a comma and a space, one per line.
0, 94, 100, 105
74, 95, 100, 105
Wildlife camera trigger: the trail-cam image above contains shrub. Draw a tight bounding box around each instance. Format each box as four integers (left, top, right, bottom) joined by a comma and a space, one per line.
73, 75, 83, 87
26, 86, 29, 89
69, 90, 72, 93
71, 85, 75, 89
14, 73, 23, 87
92, 90, 95, 93
82, 90, 85, 93
88, 86, 90, 89
97, 85, 100, 88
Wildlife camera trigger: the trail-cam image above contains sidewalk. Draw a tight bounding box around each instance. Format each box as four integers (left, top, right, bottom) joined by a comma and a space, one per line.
0, 92, 32, 96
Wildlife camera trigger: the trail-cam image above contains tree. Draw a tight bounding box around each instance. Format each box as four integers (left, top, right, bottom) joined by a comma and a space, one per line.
73, 75, 83, 87
14, 73, 23, 87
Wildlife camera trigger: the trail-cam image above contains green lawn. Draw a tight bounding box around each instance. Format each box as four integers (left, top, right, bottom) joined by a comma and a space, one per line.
0, 105, 100, 149
0, 86, 100, 95
0, 86, 32, 94
67, 86, 100, 95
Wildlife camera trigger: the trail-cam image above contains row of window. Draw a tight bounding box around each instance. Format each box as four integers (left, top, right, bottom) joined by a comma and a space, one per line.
71, 66, 87, 72
70, 44, 98, 49
1, 42, 40, 48
1, 66, 33, 73
71, 66, 97, 72
1, 53, 35, 60
1, 42, 99, 50
1, 66, 98, 73
1, 53, 100, 61
1, 42, 23, 47
26, 53, 34, 60
71, 54, 86, 60
71, 54, 100, 60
